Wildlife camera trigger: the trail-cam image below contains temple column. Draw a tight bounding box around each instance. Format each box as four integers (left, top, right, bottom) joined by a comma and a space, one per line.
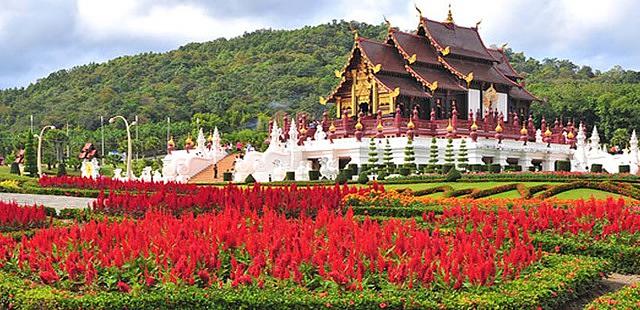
541, 157, 554, 172
350, 70, 357, 116
518, 156, 533, 171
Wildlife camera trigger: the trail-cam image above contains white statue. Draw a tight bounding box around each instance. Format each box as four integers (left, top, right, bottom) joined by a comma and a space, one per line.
152, 170, 163, 182
139, 166, 153, 182
590, 125, 601, 150
314, 126, 327, 141
319, 157, 338, 180
535, 129, 543, 143
113, 168, 124, 181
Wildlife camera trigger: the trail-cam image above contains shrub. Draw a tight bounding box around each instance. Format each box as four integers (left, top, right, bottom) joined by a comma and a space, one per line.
590, 164, 603, 173
284, 171, 295, 181
56, 160, 67, 177
555, 160, 571, 172
403, 138, 415, 170
357, 172, 369, 184
24, 133, 38, 177
9, 162, 20, 175
399, 167, 410, 176
442, 164, 455, 174
457, 139, 468, 168
377, 171, 387, 180
444, 138, 454, 164
619, 165, 630, 173
445, 168, 462, 182
429, 137, 438, 165
383, 139, 393, 167
335, 171, 349, 184
468, 164, 483, 172
308, 170, 320, 181
223, 172, 233, 182
245, 174, 256, 184
487, 164, 501, 173
367, 138, 379, 167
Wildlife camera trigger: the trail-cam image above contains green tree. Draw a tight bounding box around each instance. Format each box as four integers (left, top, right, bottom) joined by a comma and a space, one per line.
383, 139, 393, 168
444, 138, 455, 164
429, 137, 438, 165
610, 128, 630, 151
24, 133, 38, 177
457, 139, 468, 169
368, 138, 379, 168
403, 138, 415, 170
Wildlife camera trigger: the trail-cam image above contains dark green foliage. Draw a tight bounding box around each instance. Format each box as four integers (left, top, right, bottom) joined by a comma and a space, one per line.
284, 171, 295, 181
223, 172, 232, 182
357, 172, 369, 184
590, 164, 603, 173
9, 163, 20, 175
398, 167, 410, 176
403, 138, 415, 172
457, 139, 468, 169
429, 137, 438, 165
444, 138, 454, 165
367, 138, 379, 167
445, 168, 462, 182
376, 171, 387, 180
555, 160, 571, 172
308, 170, 320, 181
245, 174, 256, 184
348, 164, 358, 176
487, 164, 502, 173
24, 134, 37, 177
619, 165, 630, 173
335, 171, 349, 184
442, 164, 454, 174
382, 139, 393, 167
56, 160, 67, 177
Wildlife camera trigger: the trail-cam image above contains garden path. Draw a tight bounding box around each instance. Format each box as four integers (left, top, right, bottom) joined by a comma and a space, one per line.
0, 193, 94, 211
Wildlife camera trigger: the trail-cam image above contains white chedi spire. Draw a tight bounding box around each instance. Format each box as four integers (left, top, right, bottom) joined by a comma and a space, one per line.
196, 128, 206, 150
576, 123, 586, 147
590, 125, 600, 149
288, 120, 299, 145
535, 129, 543, 143
630, 130, 638, 148
213, 127, 221, 148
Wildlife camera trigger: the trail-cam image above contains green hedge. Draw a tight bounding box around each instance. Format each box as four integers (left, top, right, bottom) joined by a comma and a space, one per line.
591, 164, 603, 173
466, 183, 520, 199
412, 185, 453, 197
0, 254, 607, 310
584, 282, 640, 310
555, 160, 571, 172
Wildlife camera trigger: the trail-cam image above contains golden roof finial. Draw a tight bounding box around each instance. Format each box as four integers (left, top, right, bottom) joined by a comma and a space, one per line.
446, 119, 454, 133
520, 124, 528, 136
377, 119, 384, 132
329, 121, 336, 133
185, 134, 193, 145
407, 117, 415, 129
383, 15, 391, 32
355, 117, 363, 131
168, 136, 175, 147
350, 24, 359, 40
544, 127, 552, 137
207, 130, 213, 142
495, 122, 503, 133
445, 4, 454, 24
567, 130, 575, 139
470, 120, 478, 131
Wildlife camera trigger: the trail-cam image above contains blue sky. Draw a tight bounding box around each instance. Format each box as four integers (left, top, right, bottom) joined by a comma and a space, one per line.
0, 0, 638, 89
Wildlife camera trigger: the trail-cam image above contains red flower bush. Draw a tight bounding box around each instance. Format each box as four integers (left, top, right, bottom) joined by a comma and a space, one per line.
0, 201, 47, 231
0, 203, 538, 291
39, 175, 197, 193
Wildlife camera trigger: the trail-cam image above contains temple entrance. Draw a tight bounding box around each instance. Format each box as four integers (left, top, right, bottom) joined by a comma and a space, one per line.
308, 158, 320, 171
481, 156, 493, 164
359, 102, 369, 115
531, 159, 543, 171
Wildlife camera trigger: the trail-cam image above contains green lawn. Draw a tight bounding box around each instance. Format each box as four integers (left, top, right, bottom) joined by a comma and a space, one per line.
384, 182, 561, 192
481, 189, 523, 199
551, 188, 632, 200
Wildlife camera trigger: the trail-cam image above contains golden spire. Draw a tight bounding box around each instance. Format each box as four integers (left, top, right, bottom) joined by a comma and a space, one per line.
415, 4, 423, 18
567, 130, 575, 139
355, 118, 363, 131
407, 118, 415, 129
520, 124, 528, 136
383, 15, 392, 32
377, 119, 384, 132
207, 131, 213, 142
544, 127, 552, 137
495, 122, 503, 133
445, 4, 454, 24
185, 135, 193, 146
329, 121, 336, 133
168, 136, 175, 147
470, 120, 478, 131
446, 119, 454, 133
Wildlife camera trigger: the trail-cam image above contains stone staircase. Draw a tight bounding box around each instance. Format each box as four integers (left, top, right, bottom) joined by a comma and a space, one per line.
188, 153, 238, 184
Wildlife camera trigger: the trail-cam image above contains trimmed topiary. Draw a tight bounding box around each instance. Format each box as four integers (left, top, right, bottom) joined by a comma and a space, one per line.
56, 160, 67, 177
245, 174, 256, 184
590, 164, 603, 173
357, 172, 369, 184
308, 170, 320, 181
429, 137, 438, 165
285, 171, 295, 181
10, 162, 20, 175
619, 165, 630, 173
24, 133, 38, 177
554, 160, 571, 172
445, 167, 462, 182
223, 172, 232, 181
335, 171, 349, 184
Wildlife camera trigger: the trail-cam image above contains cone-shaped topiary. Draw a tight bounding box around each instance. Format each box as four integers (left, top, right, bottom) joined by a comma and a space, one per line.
457, 139, 468, 169
357, 171, 369, 184
403, 138, 415, 172
24, 133, 38, 177
429, 137, 438, 165
445, 167, 462, 182
10, 162, 20, 175
368, 138, 379, 168
444, 138, 455, 164
245, 174, 256, 184
383, 139, 393, 166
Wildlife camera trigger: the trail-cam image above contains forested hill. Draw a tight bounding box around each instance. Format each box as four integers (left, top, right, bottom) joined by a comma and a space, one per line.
1, 20, 640, 141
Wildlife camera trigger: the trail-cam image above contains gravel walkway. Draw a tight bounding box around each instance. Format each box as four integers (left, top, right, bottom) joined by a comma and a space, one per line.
0, 193, 94, 211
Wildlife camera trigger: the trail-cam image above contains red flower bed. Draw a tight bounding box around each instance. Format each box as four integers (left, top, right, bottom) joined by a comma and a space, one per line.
441, 197, 640, 238
38, 175, 197, 192
0, 201, 48, 231
92, 183, 380, 217
1, 207, 538, 291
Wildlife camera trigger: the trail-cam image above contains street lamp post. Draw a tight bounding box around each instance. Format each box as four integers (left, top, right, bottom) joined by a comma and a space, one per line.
109, 116, 136, 180
35, 125, 56, 177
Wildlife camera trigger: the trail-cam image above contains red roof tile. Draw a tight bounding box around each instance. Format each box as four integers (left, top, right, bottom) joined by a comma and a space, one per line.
375, 74, 431, 98
357, 38, 407, 74
488, 48, 523, 80
389, 30, 440, 65
421, 18, 495, 62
